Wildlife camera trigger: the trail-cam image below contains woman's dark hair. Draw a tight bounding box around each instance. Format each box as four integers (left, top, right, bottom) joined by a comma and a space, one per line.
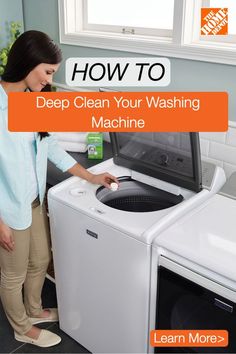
2, 30, 62, 82
38, 84, 52, 140
2, 31, 62, 140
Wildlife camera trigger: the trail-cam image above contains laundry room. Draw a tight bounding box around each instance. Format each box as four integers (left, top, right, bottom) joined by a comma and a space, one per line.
1, 0, 236, 353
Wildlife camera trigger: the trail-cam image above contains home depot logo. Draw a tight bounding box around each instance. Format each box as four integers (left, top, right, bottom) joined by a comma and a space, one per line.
201, 8, 228, 35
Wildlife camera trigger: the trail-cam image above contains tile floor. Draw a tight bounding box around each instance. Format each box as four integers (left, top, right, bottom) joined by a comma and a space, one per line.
0, 279, 90, 353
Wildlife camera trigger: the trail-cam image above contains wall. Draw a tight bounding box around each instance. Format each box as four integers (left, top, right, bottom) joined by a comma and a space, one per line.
0, 0, 24, 46
200, 129, 236, 177
20, 0, 236, 176
23, 0, 236, 122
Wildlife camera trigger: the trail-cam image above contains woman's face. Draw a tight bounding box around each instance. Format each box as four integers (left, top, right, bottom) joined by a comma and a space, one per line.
24, 63, 60, 92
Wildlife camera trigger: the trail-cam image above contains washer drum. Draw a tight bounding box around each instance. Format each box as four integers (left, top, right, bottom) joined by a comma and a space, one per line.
96, 177, 183, 213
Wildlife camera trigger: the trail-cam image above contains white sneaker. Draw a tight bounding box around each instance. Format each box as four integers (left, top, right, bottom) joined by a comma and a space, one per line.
14, 329, 61, 347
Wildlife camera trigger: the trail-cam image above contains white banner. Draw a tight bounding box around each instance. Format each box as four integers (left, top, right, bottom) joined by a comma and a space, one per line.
66, 57, 170, 87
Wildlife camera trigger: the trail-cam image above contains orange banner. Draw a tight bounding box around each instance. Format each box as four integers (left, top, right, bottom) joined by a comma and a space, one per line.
8, 92, 228, 132
150, 330, 228, 347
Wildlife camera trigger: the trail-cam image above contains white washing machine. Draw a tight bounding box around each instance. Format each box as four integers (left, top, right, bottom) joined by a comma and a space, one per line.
48, 133, 225, 353
150, 173, 236, 353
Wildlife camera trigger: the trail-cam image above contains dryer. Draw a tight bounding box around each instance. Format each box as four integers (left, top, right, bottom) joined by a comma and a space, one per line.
48, 132, 225, 353
151, 174, 236, 353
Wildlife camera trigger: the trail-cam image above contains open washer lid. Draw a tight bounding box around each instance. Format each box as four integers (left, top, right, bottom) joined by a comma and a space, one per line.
110, 132, 202, 192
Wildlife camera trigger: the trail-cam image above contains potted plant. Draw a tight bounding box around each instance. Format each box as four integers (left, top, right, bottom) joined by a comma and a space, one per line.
0, 22, 22, 76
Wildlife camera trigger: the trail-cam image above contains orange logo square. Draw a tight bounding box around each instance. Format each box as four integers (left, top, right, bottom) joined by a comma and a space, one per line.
201, 8, 228, 35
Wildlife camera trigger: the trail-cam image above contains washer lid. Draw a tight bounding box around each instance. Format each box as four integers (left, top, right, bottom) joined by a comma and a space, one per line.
154, 193, 236, 283
110, 132, 202, 192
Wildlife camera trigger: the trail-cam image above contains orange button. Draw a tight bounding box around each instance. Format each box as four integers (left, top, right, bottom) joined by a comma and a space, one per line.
150, 330, 228, 347
8, 92, 228, 132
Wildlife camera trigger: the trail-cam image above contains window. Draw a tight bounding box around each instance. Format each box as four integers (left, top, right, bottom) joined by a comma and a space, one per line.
59, 0, 236, 65
200, 0, 236, 43
84, 0, 174, 37
203, 0, 236, 35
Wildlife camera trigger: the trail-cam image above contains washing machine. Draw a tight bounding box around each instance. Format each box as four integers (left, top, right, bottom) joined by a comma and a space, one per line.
48, 132, 225, 354
150, 173, 236, 353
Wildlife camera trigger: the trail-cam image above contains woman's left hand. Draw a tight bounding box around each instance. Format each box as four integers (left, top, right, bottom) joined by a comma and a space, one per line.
89, 173, 119, 188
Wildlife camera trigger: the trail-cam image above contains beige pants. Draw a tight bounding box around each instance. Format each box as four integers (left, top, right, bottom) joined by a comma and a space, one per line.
0, 198, 51, 335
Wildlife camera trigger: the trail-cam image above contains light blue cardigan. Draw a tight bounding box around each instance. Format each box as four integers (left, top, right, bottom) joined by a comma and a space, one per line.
0, 85, 76, 229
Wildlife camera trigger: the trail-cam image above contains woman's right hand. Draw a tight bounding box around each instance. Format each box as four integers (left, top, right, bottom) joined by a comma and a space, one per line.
0, 221, 15, 252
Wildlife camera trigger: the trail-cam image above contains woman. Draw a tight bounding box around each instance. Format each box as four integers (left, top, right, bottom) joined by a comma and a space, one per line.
0, 30, 118, 348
